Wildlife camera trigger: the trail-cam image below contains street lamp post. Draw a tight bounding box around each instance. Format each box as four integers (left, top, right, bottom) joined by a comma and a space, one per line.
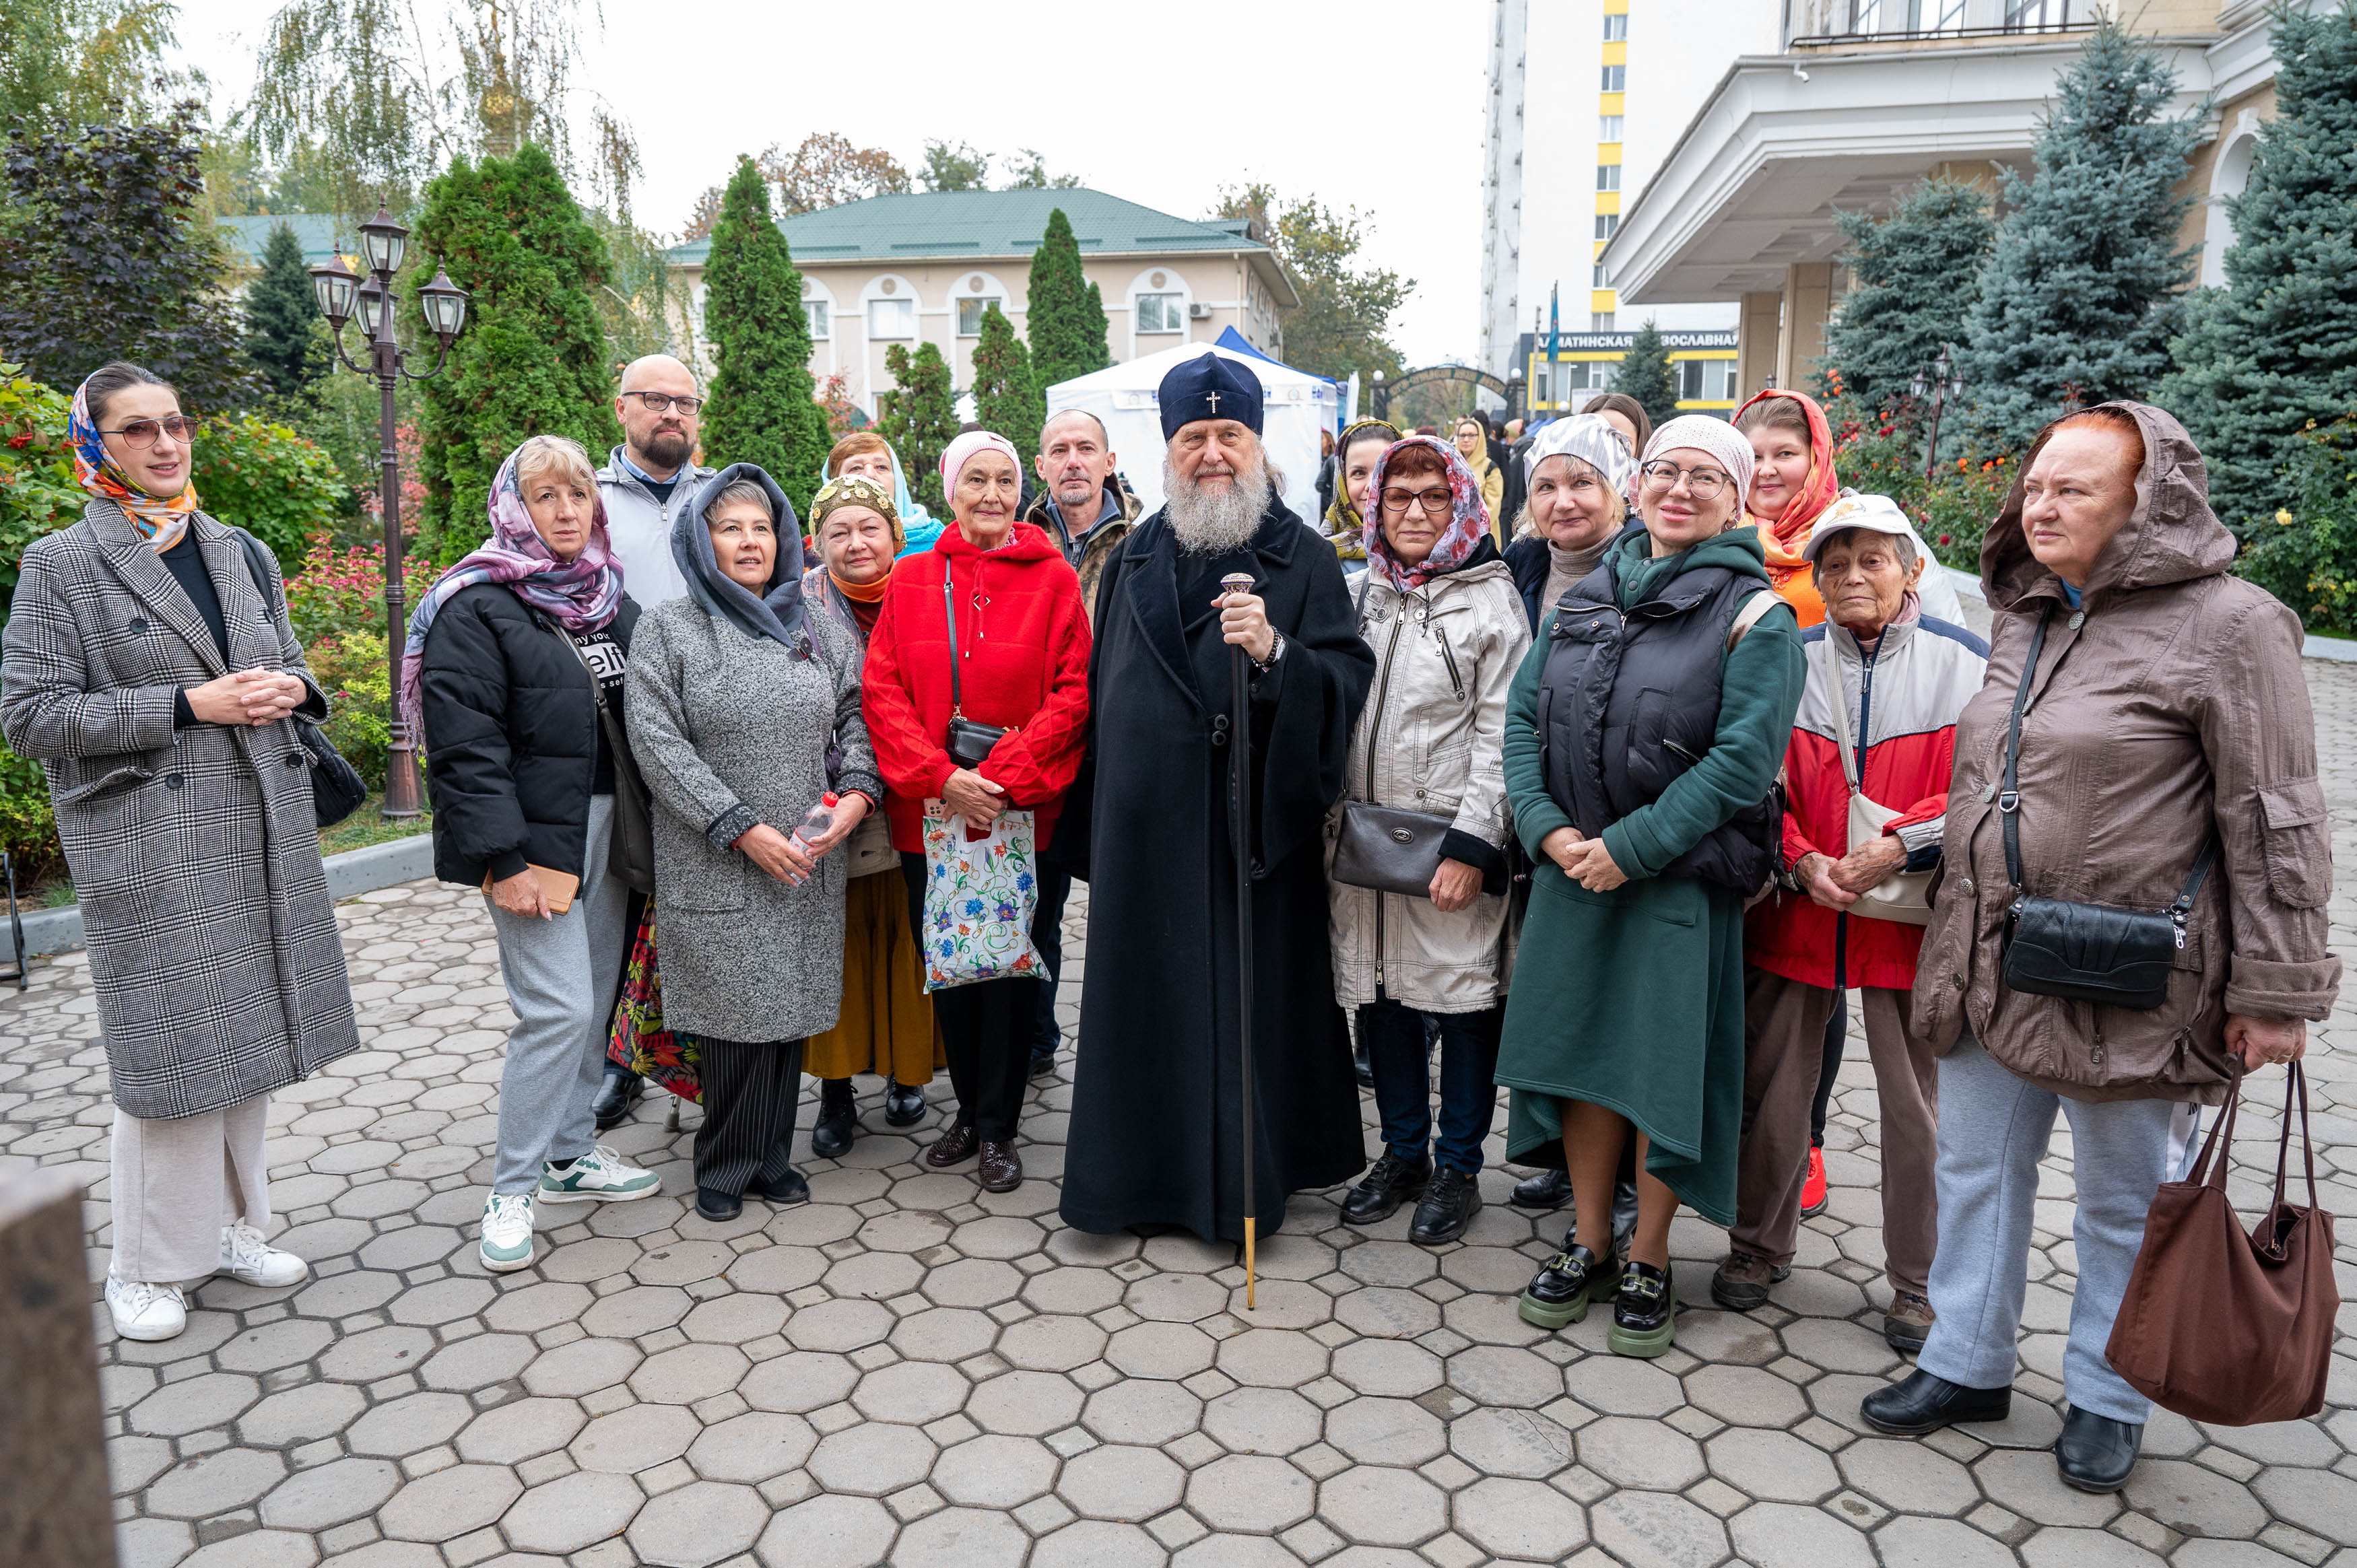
1371, 370, 1387, 422
308, 207, 469, 819
1507, 366, 1525, 426
1910, 345, 1966, 484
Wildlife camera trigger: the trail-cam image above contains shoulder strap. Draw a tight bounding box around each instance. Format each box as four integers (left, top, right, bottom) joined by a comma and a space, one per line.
1727, 588, 1779, 651
230, 527, 287, 620
1816, 636, 1861, 790
1999, 605, 2052, 891
942, 566, 964, 717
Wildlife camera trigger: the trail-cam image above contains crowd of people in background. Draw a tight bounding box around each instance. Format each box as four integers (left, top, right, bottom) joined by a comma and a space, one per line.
4, 341, 2335, 1498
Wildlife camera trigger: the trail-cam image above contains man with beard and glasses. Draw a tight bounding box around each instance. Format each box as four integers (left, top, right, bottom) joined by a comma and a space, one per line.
1019, 409, 1141, 1078
591, 354, 717, 1130
1059, 352, 1376, 1246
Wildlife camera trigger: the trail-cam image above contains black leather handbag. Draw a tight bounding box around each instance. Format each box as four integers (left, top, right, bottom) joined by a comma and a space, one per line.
1332, 800, 1455, 897
1997, 605, 2220, 1011
942, 570, 1007, 770
232, 529, 368, 828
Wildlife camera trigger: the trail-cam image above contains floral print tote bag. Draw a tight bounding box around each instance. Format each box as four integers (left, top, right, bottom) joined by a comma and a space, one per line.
920, 808, 1046, 992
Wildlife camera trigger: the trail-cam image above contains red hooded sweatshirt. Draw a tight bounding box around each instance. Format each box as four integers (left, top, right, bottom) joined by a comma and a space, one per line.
860, 520, 1092, 852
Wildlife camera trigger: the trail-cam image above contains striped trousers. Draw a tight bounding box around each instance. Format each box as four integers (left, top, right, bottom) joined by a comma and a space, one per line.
694, 1037, 806, 1198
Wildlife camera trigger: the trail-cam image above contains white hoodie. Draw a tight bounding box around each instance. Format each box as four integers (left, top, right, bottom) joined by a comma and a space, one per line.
597, 446, 715, 608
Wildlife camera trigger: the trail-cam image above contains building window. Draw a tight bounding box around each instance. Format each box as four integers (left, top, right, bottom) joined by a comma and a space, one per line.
2005, 0, 2075, 27
1135, 293, 1185, 334
1593, 262, 1613, 287
1679, 360, 1737, 403
1596, 164, 1621, 193
1599, 115, 1624, 141
1934, 0, 1968, 25
1600, 64, 1625, 91
1591, 312, 1616, 331
1594, 213, 1620, 241
867, 297, 915, 339
1602, 11, 1628, 38
805, 301, 830, 341
956, 296, 1001, 336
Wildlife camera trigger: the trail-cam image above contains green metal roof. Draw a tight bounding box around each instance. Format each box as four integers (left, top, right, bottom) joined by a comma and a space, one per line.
665, 187, 1266, 267
214, 214, 345, 269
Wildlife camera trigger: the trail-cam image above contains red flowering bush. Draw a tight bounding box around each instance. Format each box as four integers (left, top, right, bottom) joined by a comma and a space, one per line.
1822, 390, 2016, 571
284, 537, 444, 648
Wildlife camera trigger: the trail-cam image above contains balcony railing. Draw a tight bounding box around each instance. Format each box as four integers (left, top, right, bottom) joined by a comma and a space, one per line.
1788, 0, 2089, 48
1790, 18, 2090, 47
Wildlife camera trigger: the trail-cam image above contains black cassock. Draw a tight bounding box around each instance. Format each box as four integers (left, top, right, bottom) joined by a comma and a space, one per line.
1057, 502, 1376, 1243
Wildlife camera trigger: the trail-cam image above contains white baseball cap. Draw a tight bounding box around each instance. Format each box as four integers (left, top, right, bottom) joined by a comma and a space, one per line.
1801, 492, 1919, 564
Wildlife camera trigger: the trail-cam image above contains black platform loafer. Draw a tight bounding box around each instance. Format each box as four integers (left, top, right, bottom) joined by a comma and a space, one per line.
1341, 1151, 1431, 1225
694, 1187, 742, 1223
2055, 1404, 2143, 1493
1510, 1167, 1573, 1211
1407, 1167, 1482, 1245
1861, 1369, 2012, 1435
750, 1169, 809, 1206
1609, 1261, 1677, 1358
884, 1081, 927, 1127
591, 1070, 644, 1132
1517, 1242, 1620, 1330
809, 1078, 857, 1159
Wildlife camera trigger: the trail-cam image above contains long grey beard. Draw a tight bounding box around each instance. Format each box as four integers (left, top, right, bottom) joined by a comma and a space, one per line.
1164, 456, 1271, 555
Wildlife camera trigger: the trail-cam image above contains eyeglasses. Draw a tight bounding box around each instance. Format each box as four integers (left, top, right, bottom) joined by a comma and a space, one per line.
624, 392, 702, 415
1639, 460, 1732, 500
1380, 486, 1453, 516
102, 415, 197, 448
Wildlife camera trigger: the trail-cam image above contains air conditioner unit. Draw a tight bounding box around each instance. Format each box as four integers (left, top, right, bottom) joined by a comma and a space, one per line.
1188, 302, 1213, 320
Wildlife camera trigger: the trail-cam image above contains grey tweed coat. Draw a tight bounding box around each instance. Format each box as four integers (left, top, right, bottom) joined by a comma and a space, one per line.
0, 502, 360, 1118
624, 595, 882, 1044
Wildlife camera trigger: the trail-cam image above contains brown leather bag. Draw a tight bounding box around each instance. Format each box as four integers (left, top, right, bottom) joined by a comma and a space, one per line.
2105, 1060, 2339, 1425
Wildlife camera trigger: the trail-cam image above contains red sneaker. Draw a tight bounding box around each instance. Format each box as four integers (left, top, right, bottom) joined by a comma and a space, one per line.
1801, 1143, 1829, 1217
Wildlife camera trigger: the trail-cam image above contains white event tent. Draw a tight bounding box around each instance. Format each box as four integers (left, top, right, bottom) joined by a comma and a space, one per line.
1044, 342, 1337, 528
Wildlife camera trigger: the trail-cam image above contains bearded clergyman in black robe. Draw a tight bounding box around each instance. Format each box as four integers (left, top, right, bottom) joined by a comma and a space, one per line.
1059, 352, 1376, 1244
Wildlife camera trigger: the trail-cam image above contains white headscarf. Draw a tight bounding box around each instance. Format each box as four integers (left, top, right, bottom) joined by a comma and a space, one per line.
1643, 415, 1756, 501
1524, 413, 1638, 497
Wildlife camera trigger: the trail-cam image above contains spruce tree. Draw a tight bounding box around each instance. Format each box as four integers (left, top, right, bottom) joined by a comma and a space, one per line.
1958, 20, 2199, 451
246, 221, 319, 399
971, 303, 1044, 465
875, 342, 956, 514
1820, 176, 1993, 407
1026, 207, 1110, 389
2162, 5, 2357, 536
412, 144, 622, 559
700, 154, 833, 518
1615, 320, 1680, 427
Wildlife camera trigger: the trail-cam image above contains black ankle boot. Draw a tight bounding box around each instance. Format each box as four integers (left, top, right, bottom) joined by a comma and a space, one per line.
1408, 1167, 1482, 1244
1860, 1369, 2012, 1435
884, 1081, 926, 1127
2055, 1405, 2142, 1493
1341, 1151, 1430, 1225
810, 1079, 856, 1159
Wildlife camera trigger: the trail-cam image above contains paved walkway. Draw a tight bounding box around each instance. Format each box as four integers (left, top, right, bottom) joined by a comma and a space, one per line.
5, 665, 2357, 1568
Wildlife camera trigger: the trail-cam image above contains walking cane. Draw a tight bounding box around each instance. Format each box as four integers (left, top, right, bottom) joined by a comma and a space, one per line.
1220, 571, 1259, 1310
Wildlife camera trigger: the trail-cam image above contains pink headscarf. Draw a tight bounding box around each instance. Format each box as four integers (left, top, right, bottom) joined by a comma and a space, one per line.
1362, 435, 1494, 593
939, 430, 1021, 500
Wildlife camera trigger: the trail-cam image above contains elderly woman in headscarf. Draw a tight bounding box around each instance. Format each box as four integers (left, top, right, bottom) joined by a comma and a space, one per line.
1498, 415, 1805, 1360
413, 435, 664, 1274
624, 465, 882, 1222
823, 430, 944, 557
861, 430, 1092, 1194
1503, 413, 1640, 636
798, 475, 943, 1159
1321, 417, 1402, 566
1454, 415, 1506, 537
1329, 435, 1531, 1246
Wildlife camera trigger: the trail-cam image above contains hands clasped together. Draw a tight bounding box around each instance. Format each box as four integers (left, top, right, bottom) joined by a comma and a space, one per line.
186, 667, 306, 727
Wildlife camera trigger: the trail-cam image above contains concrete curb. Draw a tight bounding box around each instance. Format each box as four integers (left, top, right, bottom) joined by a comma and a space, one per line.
11, 831, 435, 960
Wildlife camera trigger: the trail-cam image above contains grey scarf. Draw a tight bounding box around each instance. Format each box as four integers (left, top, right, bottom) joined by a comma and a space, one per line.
672, 463, 810, 653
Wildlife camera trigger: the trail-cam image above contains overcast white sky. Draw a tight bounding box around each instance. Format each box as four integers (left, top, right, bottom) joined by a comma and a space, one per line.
169, 0, 1742, 367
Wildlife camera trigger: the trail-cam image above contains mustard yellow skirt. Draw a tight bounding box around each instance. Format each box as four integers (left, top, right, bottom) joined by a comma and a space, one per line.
804, 868, 943, 1084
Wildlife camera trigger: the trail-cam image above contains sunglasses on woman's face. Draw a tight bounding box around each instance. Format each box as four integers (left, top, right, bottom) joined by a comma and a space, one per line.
103, 415, 198, 449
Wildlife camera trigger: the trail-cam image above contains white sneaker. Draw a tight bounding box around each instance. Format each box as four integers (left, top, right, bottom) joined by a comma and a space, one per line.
106, 1272, 187, 1342
536, 1143, 661, 1204
217, 1220, 307, 1289
480, 1192, 537, 1272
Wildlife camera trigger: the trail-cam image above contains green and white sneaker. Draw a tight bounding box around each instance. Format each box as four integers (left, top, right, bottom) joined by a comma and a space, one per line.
480, 1192, 536, 1273
537, 1143, 661, 1204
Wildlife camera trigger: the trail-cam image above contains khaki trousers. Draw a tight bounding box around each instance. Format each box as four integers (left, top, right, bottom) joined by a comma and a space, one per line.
111, 1091, 270, 1283
1730, 968, 1941, 1296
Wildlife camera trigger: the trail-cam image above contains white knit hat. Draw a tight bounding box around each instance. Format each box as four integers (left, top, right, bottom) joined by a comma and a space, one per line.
1642, 415, 1755, 502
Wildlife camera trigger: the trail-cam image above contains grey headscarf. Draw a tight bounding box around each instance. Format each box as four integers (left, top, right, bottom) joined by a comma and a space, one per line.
673, 463, 811, 654
1523, 413, 1638, 496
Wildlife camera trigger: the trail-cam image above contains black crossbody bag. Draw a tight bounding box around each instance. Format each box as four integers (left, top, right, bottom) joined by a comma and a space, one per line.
1998, 604, 2219, 1011
232, 529, 369, 828
942, 569, 1007, 770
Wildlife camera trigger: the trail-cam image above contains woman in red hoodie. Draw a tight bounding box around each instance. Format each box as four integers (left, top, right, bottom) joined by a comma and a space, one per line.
861, 430, 1091, 1192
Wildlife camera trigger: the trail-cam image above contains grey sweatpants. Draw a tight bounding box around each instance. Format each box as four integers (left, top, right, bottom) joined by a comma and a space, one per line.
1917, 1037, 2200, 1423
110, 1091, 270, 1282
488, 794, 630, 1196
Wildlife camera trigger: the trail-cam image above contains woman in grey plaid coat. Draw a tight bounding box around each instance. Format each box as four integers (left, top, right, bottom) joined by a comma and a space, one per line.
0, 362, 359, 1342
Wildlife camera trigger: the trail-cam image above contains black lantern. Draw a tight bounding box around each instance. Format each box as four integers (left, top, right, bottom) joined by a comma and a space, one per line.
308, 254, 360, 329
359, 205, 409, 278
417, 267, 469, 345
354, 273, 389, 339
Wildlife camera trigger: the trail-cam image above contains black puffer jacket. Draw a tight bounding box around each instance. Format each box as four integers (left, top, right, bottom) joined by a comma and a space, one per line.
421, 583, 641, 887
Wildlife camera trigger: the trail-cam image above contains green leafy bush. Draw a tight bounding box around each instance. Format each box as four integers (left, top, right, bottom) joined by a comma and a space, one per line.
1822, 386, 2018, 573
308, 629, 393, 789
0, 362, 82, 621
0, 738, 61, 889
193, 411, 351, 568
283, 536, 442, 648
2236, 417, 2357, 636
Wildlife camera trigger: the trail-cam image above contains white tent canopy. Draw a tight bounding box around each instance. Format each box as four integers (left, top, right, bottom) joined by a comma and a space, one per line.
1044, 343, 1338, 529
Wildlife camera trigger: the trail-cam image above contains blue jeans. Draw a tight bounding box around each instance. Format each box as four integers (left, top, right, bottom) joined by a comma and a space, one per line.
1030, 867, 1072, 1056
1360, 999, 1503, 1175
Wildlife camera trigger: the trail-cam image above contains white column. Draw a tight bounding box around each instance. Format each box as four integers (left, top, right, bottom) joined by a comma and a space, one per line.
1479, 0, 1529, 380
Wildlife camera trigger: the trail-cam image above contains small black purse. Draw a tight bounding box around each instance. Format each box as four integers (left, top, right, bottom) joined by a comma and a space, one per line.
232, 529, 368, 827
1332, 801, 1456, 897
941, 570, 1007, 770
1997, 604, 2220, 1011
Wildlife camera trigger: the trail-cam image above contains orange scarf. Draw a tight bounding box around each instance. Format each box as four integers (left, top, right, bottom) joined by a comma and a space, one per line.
1733, 388, 1841, 629
828, 568, 890, 603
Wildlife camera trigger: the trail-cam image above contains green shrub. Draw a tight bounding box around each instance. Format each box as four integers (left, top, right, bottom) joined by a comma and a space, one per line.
308, 629, 393, 789
193, 411, 351, 568
2236, 417, 2357, 635
1822, 388, 2017, 573
0, 738, 61, 889
0, 362, 84, 621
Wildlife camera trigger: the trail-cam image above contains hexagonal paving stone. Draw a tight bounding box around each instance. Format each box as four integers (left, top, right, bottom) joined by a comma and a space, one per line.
237, 1382, 366, 1448
1318, 1465, 1449, 1548
888, 1505, 1030, 1568
1030, 1520, 1170, 1568
1728, 1500, 1877, 1568
1974, 1447, 2122, 1528
454, 1397, 587, 1464
785, 1297, 895, 1352
889, 1305, 1001, 1363
851, 1359, 970, 1425
143, 1446, 286, 1518
755, 1492, 898, 1568
625, 1480, 768, 1568
1055, 1441, 1185, 1521
965, 1370, 1084, 1437
996, 1313, 1106, 1371
376, 1462, 523, 1542
1187, 1454, 1315, 1532
1329, 1338, 1443, 1398
1706, 1426, 1841, 1502
1447, 1407, 1576, 1478
686, 1410, 818, 1483
1591, 1489, 1729, 1568
259, 1455, 401, 1530
520, 1335, 642, 1397
1579, 1416, 1707, 1491
175, 1529, 318, 1568
215, 1317, 333, 1373
628, 1342, 749, 1405
500, 1468, 645, 1554
1104, 1320, 1216, 1379
346, 1390, 473, 1457
740, 1350, 860, 1413
1202, 1386, 1325, 1456
2250, 1466, 2357, 1546
418, 1331, 536, 1392
1325, 1396, 1447, 1467
1083, 1379, 1203, 1446
1445, 1344, 1564, 1408
572, 1402, 701, 1474
129, 1372, 262, 1437
1453, 1475, 1589, 1562
1869, 1516, 2023, 1568
933, 1433, 1060, 1508
1683, 1363, 1810, 1428
806, 1420, 938, 1497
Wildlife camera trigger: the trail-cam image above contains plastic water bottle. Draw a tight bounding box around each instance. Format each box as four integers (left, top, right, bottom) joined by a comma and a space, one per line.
786, 792, 839, 885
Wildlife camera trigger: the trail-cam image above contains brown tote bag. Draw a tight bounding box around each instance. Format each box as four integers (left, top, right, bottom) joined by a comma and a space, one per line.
2105, 1060, 2339, 1425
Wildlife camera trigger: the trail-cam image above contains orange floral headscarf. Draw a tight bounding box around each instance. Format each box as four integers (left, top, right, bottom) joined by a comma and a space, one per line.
1733, 387, 1840, 628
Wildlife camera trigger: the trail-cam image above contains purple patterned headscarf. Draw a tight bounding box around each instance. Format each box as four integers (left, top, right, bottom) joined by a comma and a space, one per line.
397, 440, 625, 740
